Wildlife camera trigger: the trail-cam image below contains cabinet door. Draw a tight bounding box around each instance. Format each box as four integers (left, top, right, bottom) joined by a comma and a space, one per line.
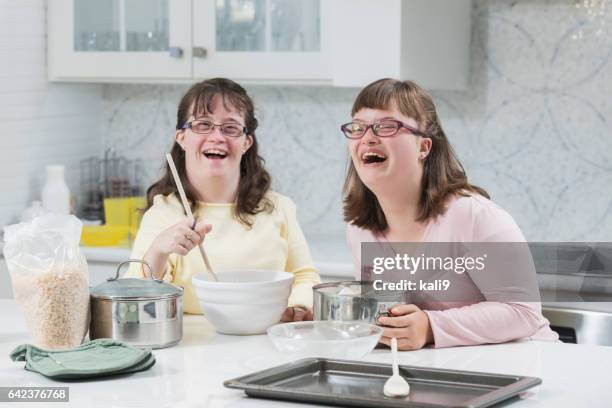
193, 0, 331, 83
329, 0, 471, 89
48, 0, 192, 81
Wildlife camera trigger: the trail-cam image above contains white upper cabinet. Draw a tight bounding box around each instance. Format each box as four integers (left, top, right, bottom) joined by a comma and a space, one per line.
192, 0, 331, 83
48, 0, 471, 89
330, 0, 472, 89
48, 0, 192, 81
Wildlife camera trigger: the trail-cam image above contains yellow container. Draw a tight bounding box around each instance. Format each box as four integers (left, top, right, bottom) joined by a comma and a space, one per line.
81, 225, 130, 247
103, 197, 146, 226
91, 196, 146, 246
103, 198, 131, 226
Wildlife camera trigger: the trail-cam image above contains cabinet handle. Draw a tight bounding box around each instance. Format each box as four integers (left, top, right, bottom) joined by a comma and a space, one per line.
169, 46, 183, 58
193, 47, 208, 59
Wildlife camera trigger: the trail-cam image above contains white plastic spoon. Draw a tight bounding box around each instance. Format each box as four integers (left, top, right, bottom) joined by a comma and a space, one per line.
383, 337, 410, 398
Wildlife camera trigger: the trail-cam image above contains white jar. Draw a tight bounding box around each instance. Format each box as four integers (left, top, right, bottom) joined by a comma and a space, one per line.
42, 165, 70, 215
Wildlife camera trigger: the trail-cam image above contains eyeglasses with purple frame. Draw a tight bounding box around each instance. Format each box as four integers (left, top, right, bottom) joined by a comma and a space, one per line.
340, 119, 427, 139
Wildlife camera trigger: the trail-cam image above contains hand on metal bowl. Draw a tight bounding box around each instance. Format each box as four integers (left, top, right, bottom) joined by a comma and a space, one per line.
376, 304, 434, 351
280, 306, 314, 322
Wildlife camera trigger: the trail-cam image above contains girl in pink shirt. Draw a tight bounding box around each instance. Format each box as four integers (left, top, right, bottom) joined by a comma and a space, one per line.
341, 78, 558, 350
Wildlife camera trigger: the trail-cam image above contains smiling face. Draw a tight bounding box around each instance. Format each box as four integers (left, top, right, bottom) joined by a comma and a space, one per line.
348, 104, 431, 196
176, 96, 253, 189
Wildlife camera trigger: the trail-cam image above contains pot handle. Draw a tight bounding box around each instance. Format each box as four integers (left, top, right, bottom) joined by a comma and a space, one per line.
109, 259, 162, 283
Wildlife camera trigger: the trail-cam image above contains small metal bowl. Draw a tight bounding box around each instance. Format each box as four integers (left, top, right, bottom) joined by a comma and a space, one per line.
313, 281, 405, 324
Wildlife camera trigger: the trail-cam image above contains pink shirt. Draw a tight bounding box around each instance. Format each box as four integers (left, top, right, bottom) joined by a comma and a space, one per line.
346, 193, 559, 348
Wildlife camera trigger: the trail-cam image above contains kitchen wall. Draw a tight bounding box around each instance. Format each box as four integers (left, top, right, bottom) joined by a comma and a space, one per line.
102, 0, 612, 242
0, 0, 104, 228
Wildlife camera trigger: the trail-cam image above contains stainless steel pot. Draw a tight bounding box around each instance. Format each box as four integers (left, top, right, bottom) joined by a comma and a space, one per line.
89, 260, 183, 349
313, 281, 406, 323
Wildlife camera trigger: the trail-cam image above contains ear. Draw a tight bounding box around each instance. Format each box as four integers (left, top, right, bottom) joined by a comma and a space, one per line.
242, 134, 254, 153
175, 130, 185, 150
419, 137, 432, 159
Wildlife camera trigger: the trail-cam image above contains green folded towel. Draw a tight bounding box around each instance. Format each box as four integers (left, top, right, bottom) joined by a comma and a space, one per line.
50, 353, 156, 380
10, 338, 155, 380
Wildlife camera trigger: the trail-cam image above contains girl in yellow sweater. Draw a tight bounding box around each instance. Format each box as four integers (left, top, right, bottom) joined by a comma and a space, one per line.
127, 78, 320, 320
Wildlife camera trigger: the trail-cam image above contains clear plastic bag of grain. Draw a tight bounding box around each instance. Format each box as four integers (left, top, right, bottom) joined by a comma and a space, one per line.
3, 214, 89, 349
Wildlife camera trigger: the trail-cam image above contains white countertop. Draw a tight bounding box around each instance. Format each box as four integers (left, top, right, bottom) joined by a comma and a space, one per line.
1, 300, 611, 408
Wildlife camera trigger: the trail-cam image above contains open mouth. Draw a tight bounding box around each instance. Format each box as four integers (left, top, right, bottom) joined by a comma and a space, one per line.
203, 149, 228, 160
361, 152, 387, 165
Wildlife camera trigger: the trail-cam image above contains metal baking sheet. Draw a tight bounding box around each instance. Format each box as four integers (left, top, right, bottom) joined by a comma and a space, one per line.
224, 358, 541, 408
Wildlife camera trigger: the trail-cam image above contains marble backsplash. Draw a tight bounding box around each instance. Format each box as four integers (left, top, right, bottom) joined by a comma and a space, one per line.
102, 0, 612, 241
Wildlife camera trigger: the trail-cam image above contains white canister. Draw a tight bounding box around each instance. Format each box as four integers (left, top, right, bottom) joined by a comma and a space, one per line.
42, 165, 70, 215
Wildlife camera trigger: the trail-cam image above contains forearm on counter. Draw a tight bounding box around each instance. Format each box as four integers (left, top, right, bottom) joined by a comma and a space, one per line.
425, 302, 547, 348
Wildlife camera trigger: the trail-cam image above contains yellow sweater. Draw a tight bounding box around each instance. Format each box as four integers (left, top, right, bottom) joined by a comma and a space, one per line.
126, 191, 320, 314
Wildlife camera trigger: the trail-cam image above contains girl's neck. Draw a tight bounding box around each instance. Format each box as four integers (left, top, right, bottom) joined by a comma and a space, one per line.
376, 186, 427, 241
192, 174, 240, 204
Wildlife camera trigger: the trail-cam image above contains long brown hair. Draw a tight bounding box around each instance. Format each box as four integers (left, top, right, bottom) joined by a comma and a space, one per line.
146, 78, 273, 227
343, 78, 488, 232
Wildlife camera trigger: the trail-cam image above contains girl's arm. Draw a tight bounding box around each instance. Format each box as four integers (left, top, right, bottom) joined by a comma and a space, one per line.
424, 198, 558, 347
424, 301, 552, 348
127, 199, 209, 281
282, 197, 321, 309
127, 206, 175, 281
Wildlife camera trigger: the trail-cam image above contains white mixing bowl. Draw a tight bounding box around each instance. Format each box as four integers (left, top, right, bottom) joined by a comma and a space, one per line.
191, 270, 294, 335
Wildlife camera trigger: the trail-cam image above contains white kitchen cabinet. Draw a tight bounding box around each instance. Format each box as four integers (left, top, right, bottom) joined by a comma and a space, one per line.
48, 0, 471, 89
192, 0, 331, 83
330, 0, 472, 89
48, 0, 329, 83
48, 0, 192, 81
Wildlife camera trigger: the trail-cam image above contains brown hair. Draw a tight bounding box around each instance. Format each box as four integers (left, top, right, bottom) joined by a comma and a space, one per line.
146, 78, 273, 227
343, 78, 488, 232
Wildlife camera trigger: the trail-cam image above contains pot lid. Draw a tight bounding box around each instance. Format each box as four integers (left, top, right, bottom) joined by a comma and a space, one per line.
91, 260, 183, 300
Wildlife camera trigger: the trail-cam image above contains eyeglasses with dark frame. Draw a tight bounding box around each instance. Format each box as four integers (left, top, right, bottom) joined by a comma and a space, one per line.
181, 119, 247, 138
340, 119, 426, 139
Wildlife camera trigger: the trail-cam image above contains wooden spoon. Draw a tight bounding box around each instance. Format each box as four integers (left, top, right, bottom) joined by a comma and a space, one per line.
165, 153, 218, 282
